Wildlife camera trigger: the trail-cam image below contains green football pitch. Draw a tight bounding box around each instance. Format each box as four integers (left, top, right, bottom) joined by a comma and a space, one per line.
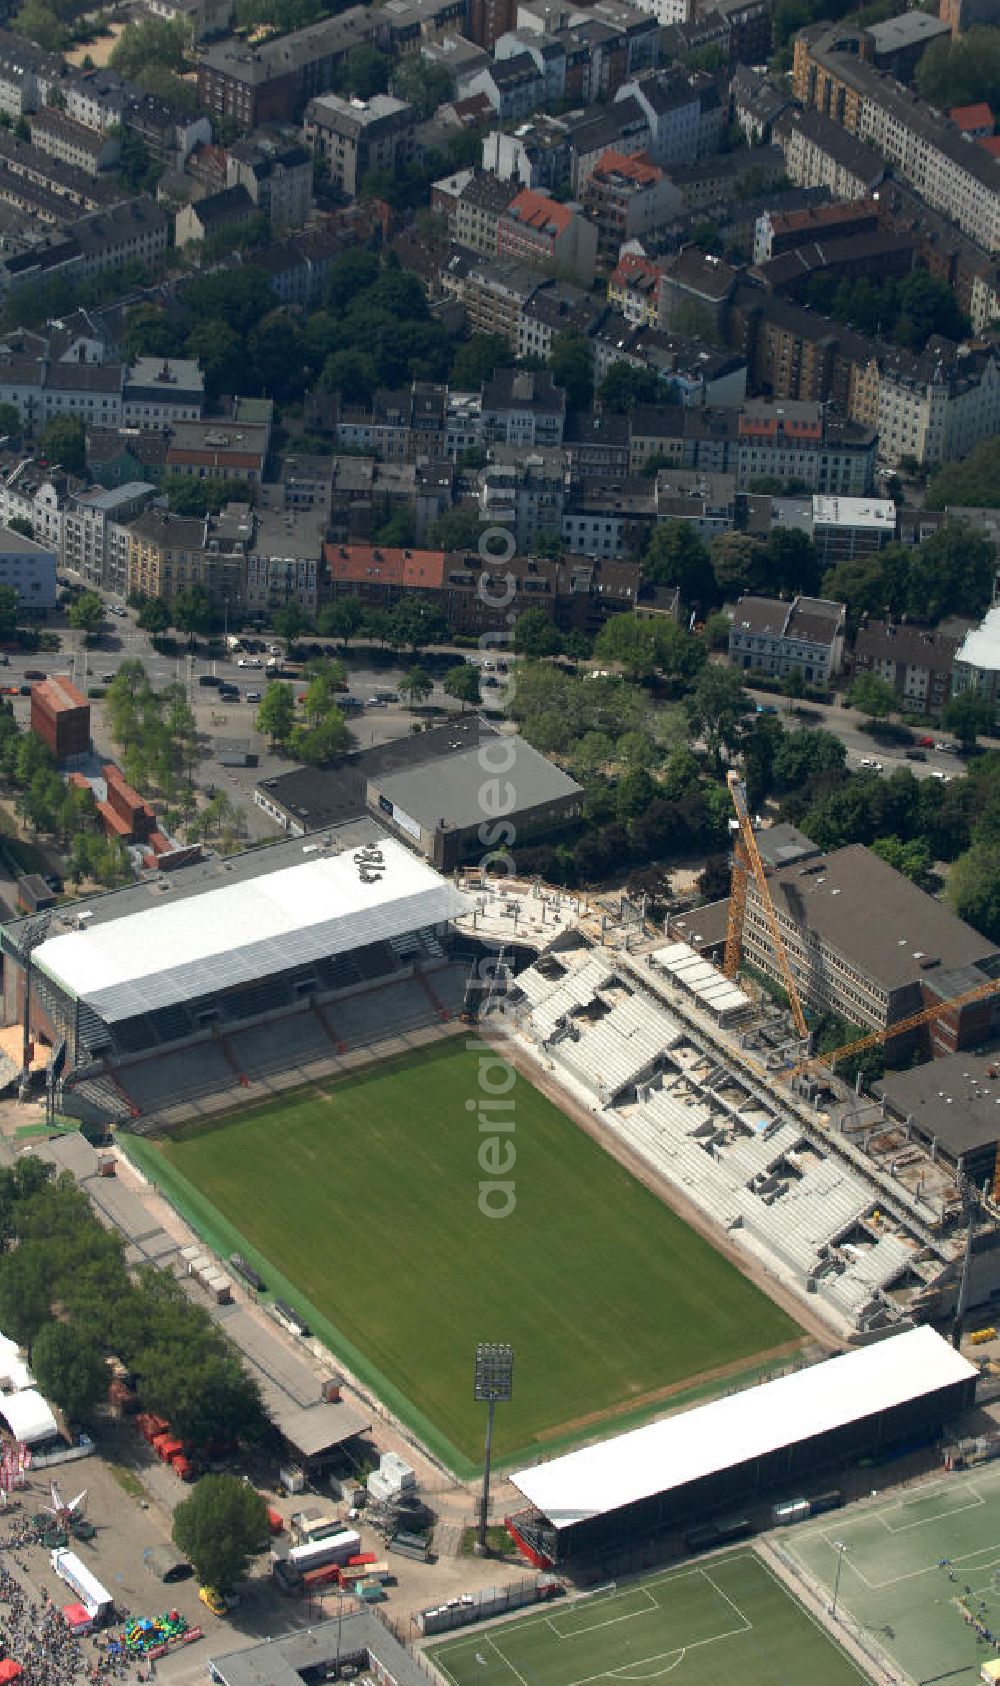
427, 1553, 866, 1686
126, 1040, 801, 1474
784, 1462, 1000, 1684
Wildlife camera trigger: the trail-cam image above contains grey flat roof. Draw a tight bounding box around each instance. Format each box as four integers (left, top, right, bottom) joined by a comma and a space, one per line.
756, 821, 821, 870
769, 844, 999, 991
374, 736, 582, 831
877, 1049, 1000, 1161
210, 1608, 428, 1686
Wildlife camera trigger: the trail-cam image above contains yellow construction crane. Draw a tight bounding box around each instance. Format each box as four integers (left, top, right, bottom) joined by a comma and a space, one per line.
723, 769, 809, 1041
785, 974, 1000, 1081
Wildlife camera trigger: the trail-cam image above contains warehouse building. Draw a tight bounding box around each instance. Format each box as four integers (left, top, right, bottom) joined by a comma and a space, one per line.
256, 714, 583, 869
507, 1326, 977, 1565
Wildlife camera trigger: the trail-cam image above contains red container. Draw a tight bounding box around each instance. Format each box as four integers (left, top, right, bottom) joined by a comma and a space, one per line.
170, 1454, 194, 1480
158, 1437, 184, 1462
143, 1415, 170, 1443
268, 1508, 284, 1535
302, 1563, 341, 1590
347, 1553, 377, 1566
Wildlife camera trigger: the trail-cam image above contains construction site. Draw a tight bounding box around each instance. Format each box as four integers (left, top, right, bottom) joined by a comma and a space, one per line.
454, 773, 1000, 1344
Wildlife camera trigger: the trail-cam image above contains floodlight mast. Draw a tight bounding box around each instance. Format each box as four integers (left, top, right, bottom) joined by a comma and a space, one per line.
474, 1343, 513, 1556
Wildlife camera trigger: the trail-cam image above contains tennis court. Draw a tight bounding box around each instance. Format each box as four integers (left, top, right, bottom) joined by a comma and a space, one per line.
428, 1552, 865, 1686
784, 1461, 1000, 1683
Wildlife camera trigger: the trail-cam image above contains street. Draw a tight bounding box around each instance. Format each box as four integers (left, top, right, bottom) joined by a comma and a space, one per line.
745, 687, 974, 782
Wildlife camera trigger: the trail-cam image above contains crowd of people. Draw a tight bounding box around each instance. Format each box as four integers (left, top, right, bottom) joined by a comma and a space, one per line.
0, 1515, 149, 1684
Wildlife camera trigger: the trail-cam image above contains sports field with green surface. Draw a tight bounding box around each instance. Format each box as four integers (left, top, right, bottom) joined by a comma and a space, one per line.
127, 1041, 801, 1473
428, 1552, 865, 1686
785, 1463, 1000, 1684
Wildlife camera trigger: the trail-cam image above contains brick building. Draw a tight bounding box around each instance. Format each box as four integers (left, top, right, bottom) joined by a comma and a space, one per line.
30, 675, 89, 763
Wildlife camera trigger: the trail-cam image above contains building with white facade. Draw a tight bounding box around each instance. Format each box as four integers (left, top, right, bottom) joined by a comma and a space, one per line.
61, 482, 157, 595
728, 592, 846, 683
0, 525, 56, 611
872, 344, 1000, 469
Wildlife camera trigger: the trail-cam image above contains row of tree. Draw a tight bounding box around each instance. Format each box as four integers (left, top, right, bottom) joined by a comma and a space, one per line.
0, 1161, 266, 1453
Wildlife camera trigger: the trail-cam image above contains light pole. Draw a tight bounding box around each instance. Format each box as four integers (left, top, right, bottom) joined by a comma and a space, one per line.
831, 1540, 848, 1623
474, 1343, 513, 1556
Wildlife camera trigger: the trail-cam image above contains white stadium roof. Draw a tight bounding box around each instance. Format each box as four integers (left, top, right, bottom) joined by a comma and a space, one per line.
510, 1326, 975, 1529
33, 838, 470, 1023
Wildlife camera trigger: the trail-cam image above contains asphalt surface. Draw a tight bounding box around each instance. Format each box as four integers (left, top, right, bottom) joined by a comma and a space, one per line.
4, 612, 458, 841
745, 687, 974, 783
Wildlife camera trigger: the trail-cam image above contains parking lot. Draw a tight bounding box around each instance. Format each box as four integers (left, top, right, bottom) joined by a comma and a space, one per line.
3, 611, 459, 841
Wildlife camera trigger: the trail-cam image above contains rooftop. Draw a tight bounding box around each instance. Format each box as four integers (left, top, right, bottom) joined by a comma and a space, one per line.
209, 1607, 426, 1686
374, 735, 582, 831
877, 1049, 1000, 1162
32, 828, 468, 1022
511, 1326, 976, 1528
812, 495, 895, 531
866, 10, 949, 53
767, 843, 999, 990
33, 675, 87, 714
957, 605, 1000, 674
504, 187, 575, 236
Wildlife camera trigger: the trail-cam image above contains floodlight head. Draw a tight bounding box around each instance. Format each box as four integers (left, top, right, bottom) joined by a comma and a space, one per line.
475, 1343, 513, 1402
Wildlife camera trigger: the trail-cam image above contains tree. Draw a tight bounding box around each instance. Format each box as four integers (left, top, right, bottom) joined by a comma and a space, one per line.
594, 614, 704, 681
173, 586, 212, 641
390, 55, 453, 119
925, 437, 1000, 513
0, 1242, 51, 1356
399, 667, 433, 708
388, 595, 447, 651
848, 672, 897, 721
39, 414, 85, 475
711, 531, 764, 596
871, 835, 934, 891
427, 508, 484, 551
598, 362, 661, 413
549, 331, 593, 411
138, 597, 172, 635
111, 15, 188, 78
335, 43, 390, 97
685, 664, 752, 773
255, 681, 294, 747
273, 601, 311, 655
513, 608, 563, 658
642, 521, 715, 607
317, 597, 365, 645
31, 1321, 106, 1424
173, 1475, 268, 1591
949, 840, 1000, 943
0, 402, 21, 437
68, 590, 105, 643
942, 689, 995, 752
916, 26, 1000, 115
450, 336, 509, 388
762, 527, 820, 598
444, 663, 483, 709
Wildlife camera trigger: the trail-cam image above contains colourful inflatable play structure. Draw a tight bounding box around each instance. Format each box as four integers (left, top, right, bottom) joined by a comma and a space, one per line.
112, 1610, 202, 1660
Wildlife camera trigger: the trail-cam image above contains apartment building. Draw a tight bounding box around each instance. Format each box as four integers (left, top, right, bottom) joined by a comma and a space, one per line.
481, 367, 565, 447
0, 524, 56, 612
561, 476, 657, 556
227, 138, 312, 230
517, 279, 606, 360
793, 25, 1000, 252
810, 494, 895, 562
659, 245, 736, 334
0, 130, 122, 215
63, 66, 129, 131
614, 69, 702, 166
736, 400, 875, 494
246, 505, 326, 615
607, 252, 667, 326
451, 255, 544, 346
197, 7, 372, 129
728, 285, 879, 411
62, 481, 157, 595
28, 108, 119, 175
871, 343, 1000, 468
122, 358, 204, 431
0, 30, 62, 119
2, 199, 169, 293
754, 197, 880, 263
496, 186, 597, 284
454, 170, 518, 254
303, 92, 413, 198
775, 106, 887, 200
592, 318, 748, 405
953, 606, 1000, 721
565, 97, 652, 193
126, 504, 254, 611
728, 592, 846, 683
582, 149, 680, 257
481, 116, 572, 191
478, 445, 566, 550
466, 52, 545, 122
165, 419, 269, 484
852, 618, 962, 714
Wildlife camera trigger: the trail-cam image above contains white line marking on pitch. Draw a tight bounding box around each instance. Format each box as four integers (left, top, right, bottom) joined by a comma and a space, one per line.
486, 1633, 532, 1686
545, 1590, 656, 1640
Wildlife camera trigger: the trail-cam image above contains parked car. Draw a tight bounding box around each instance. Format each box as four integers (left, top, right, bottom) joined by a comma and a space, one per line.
199, 674, 221, 688
101, 672, 115, 683
917, 735, 935, 747
245, 690, 262, 702
859, 758, 883, 772
24, 669, 46, 680
904, 749, 927, 762
936, 741, 958, 754
18, 685, 30, 696
931, 770, 951, 782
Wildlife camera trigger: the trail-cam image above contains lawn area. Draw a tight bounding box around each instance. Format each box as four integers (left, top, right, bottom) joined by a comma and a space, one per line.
785, 1463, 1000, 1684
429, 1553, 866, 1686
131, 1042, 801, 1473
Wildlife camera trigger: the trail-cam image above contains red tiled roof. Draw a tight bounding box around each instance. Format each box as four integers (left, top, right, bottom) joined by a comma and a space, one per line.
610, 252, 665, 290
951, 102, 994, 131
34, 675, 88, 713
322, 542, 445, 588
592, 148, 663, 186
978, 135, 1000, 157
505, 189, 574, 236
